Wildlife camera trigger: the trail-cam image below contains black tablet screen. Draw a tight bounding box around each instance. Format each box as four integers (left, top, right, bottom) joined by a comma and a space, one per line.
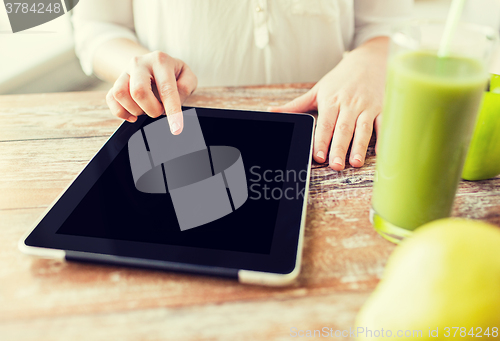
56, 114, 295, 255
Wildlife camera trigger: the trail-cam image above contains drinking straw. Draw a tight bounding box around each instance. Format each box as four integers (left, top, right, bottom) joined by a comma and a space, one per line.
438, 0, 467, 58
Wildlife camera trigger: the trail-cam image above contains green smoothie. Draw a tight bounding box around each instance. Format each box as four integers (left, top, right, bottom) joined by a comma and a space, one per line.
372, 51, 487, 237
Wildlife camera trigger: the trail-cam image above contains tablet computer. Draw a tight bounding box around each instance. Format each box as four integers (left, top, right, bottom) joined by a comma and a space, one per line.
19, 107, 315, 286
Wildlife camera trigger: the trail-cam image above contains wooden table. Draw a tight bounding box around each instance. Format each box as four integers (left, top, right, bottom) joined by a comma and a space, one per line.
1, 84, 499, 340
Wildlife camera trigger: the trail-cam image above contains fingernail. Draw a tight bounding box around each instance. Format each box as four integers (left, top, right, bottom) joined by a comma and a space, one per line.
167, 111, 183, 134
316, 151, 325, 161
353, 154, 363, 163
170, 121, 180, 134
334, 157, 343, 166
128, 116, 137, 123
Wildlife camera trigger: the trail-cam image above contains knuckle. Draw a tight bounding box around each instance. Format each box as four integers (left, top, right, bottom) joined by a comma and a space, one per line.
336, 122, 352, 133
337, 88, 349, 99
130, 86, 147, 101
353, 142, 368, 152
131, 56, 143, 67
358, 120, 372, 133
152, 50, 169, 64
177, 82, 191, 98
164, 106, 181, 117
319, 119, 335, 131
113, 88, 129, 100
332, 145, 347, 156
158, 83, 178, 98
315, 139, 331, 151
339, 91, 363, 109
323, 95, 340, 109
338, 89, 352, 102
106, 89, 114, 102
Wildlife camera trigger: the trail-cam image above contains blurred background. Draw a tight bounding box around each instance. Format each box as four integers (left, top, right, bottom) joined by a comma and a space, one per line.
0, 0, 497, 95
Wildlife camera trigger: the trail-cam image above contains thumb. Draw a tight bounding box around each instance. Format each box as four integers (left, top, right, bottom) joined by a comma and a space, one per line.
268, 88, 317, 113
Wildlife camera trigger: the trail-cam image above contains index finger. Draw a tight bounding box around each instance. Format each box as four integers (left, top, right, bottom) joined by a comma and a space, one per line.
152, 60, 183, 135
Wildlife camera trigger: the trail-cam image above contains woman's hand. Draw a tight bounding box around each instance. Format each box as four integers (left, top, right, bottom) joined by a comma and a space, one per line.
106, 51, 198, 134
269, 37, 389, 170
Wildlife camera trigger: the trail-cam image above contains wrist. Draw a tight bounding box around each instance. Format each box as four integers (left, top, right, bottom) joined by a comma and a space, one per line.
346, 36, 389, 63
93, 38, 151, 83
358, 36, 389, 54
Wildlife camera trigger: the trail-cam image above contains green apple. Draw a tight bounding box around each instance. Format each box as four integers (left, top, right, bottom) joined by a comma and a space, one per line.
462, 74, 500, 181
355, 218, 500, 340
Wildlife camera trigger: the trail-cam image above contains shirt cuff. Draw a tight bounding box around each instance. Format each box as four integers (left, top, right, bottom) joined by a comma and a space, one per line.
73, 21, 138, 76
352, 23, 395, 49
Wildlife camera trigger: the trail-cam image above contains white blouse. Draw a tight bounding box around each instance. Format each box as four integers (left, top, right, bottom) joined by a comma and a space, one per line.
73, 0, 412, 87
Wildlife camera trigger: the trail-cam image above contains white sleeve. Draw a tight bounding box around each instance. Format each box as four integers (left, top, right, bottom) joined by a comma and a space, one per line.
72, 0, 137, 75
352, 0, 413, 49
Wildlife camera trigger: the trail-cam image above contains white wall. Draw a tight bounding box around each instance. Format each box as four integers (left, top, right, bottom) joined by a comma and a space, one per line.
0, 13, 99, 94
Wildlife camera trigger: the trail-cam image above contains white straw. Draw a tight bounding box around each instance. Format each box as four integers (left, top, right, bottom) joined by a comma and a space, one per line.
438, 0, 467, 58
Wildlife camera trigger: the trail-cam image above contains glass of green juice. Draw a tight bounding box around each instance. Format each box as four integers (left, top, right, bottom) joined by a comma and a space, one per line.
371, 21, 498, 243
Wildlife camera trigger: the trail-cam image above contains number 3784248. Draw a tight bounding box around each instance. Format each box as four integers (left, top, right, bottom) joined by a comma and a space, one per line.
5, 2, 62, 14
444, 327, 498, 338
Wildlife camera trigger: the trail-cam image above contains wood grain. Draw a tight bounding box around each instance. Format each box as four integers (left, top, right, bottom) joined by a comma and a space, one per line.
1, 84, 499, 340
0, 291, 368, 341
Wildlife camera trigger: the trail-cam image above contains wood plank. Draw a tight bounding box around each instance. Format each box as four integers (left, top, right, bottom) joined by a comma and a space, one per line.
0, 92, 120, 141
0, 292, 367, 341
0, 137, 108, 209
0, 84, 312, 142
